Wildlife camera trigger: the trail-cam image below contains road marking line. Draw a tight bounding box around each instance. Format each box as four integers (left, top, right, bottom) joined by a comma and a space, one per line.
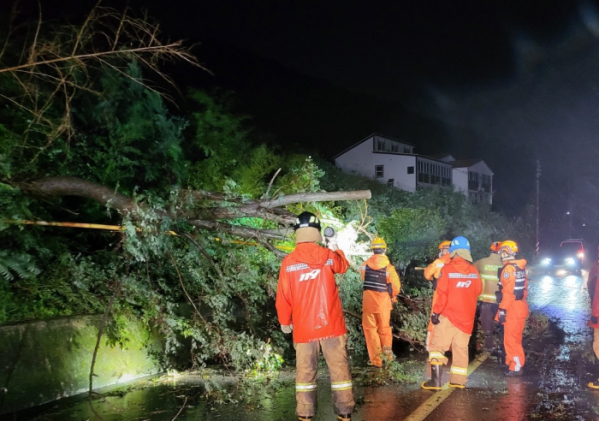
403, 351, 491, 421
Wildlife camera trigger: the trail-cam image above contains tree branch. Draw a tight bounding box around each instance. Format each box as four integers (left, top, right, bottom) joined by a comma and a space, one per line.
18, 177, 136, 212
262, 190, 372, 208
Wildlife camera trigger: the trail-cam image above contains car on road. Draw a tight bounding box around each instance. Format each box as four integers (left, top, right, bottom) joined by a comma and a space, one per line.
539, 239, 585, 277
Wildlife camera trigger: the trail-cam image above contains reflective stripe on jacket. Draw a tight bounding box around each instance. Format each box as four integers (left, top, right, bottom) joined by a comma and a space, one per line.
360, 254, 401, 313
496, 259, 529, 321
474, 253, 502, 303
424, 254, 451, 281
276, 242, 350, 343
432, 256, 483, 334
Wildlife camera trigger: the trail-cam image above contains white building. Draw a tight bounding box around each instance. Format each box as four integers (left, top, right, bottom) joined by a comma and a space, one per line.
333, 134, 453, 192
438, 156, 494, 205
333, 134, 494, 205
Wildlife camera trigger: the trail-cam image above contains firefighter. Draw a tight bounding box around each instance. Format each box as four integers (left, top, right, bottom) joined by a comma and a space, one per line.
495, 240, 529, 377
360, 236, 401, 367
475, 241, 503, 351
587, 246, 599, 388
276, 211, 354, 421
423, 240, 451, 351
422, 236, 482, 390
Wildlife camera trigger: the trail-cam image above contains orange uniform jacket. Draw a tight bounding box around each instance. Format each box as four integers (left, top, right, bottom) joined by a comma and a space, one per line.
360, 254, 401, 313
496, 259, 529, 320
432, 256, 483, 334
588, 262, 599, 328
424, 254, 451, 281
276, 242, 350, 343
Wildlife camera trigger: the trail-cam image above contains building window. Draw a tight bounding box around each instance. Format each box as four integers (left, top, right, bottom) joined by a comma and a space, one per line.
387, 179, 394, 186
377, 140, 385, 151
375, 165, 384, 178
391, 143, 398, 152
404, 146, 411, 153
407, 166, 414, 174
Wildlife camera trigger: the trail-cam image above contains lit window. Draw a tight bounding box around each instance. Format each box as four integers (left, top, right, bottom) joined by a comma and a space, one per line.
375, 165, 384, 178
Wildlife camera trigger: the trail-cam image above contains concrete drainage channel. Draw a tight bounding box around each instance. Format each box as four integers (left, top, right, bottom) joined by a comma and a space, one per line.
0, 315, 163, 415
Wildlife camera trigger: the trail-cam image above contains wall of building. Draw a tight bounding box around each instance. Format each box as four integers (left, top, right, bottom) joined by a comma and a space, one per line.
0, 315, 163, 414
335, 141, 417, 192
452, 167, 469, 194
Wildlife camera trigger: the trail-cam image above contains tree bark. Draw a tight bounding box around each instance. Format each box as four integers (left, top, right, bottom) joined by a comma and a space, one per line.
18, 176, 371, 242
20, 177, 136, 212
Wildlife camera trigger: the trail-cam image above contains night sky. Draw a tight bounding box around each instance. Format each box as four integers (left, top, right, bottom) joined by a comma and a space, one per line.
11, 0, 599, 247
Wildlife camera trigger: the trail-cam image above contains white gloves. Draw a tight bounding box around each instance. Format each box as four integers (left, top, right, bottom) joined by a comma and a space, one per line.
281, 324, 293, 334
326, 234, 338, 250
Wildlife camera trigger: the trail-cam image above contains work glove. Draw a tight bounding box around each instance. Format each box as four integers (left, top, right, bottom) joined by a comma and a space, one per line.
498, 309, 507, 324
281, 324, 293, 334
326, 234, 338, 250
431, 313, 440, 325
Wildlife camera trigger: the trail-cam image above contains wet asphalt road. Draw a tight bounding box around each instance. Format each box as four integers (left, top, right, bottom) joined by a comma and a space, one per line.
11, 269, 599, 421
422, 270, 597, 421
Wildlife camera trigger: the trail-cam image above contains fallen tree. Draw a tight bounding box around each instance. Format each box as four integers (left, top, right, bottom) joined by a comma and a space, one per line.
17, 176, 371, 244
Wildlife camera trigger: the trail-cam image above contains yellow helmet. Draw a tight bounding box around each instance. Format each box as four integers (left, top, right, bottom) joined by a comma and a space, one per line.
438, 240, 451, 250
499, 240, 519, 255
371, 236, 387, 249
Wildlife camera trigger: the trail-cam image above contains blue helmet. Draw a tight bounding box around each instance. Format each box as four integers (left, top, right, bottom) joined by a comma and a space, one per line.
449, 236, 470, 253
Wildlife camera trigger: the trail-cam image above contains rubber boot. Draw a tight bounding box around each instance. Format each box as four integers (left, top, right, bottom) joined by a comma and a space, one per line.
449, 382, 465, 389
336, 414, 351, 421
504, 369, 523, 377
421, 363, 442, 390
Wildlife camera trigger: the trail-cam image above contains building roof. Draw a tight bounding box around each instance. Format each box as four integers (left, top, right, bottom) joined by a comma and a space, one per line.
451, 159, 494, 175
451, 159, 484, 168
333, 133, 415, 159
425, 153, 453, 160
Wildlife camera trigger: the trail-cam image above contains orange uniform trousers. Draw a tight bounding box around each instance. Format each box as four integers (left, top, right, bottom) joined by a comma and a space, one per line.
428, 315, 471, 385
362, 311, 393, 367
294, 334, 354, 417
594, 329, 599, 361
504, 316, 526, 371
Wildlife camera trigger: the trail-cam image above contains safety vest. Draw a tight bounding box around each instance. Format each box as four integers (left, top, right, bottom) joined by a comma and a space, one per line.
476, 254, 502, 303
497, 263, 527, 302
363, 265, 390, 295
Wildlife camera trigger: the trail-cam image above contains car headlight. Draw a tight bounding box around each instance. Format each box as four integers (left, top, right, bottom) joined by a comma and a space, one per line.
565, 257, 575, 266
577, 252, 584, 259
541, 258, 552, 266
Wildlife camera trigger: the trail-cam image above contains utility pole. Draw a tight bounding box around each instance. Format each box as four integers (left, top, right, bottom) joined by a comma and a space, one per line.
535, 159, 541, 257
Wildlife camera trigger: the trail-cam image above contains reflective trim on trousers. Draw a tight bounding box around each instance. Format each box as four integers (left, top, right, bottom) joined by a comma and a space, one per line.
478, 293, 497, 300
331, 380, 353, 391
296, 383, 317, 392
513, 356, 522, 371
429, 351, 445, 361
450, 366, 468, 376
